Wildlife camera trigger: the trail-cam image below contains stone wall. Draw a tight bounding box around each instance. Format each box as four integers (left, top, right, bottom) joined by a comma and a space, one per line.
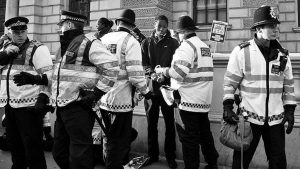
19, 0, 62, 54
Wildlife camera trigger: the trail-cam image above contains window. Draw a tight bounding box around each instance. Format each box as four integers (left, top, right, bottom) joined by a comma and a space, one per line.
193, 0, 227, 25
69, 0, 90, 25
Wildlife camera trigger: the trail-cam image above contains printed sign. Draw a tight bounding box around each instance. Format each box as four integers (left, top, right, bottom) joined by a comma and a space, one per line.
210, 20, 228, 43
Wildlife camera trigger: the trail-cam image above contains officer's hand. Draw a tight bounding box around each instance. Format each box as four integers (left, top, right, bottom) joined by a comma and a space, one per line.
79, 87, 105, 109
0, 34, 10, 42
143, 91, 153, 100
154, 65, 165, 74
281, 105, 295, 134
35, 93, 51, 116
223, 99, 239, 124
5, 45, 19, 55
13, 72, 37, 86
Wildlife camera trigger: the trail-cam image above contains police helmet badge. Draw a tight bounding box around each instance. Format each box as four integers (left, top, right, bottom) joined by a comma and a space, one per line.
270, 7, 278, 19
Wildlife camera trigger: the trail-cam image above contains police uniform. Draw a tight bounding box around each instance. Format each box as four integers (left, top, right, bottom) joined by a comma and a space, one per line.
51, 11, 119, 169
0, 16, 53, 169
223, 6, 296, 169
155, 15, 219, 169
95, 9, 150, 169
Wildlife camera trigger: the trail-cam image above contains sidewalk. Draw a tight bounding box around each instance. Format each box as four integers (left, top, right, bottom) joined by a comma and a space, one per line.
0, 150, 231, 169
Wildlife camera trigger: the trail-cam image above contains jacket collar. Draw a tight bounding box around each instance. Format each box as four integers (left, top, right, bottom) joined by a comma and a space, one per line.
116, 27, 131, 34
183, 33, 197, 40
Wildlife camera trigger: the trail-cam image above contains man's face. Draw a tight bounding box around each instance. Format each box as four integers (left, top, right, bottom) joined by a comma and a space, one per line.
154, 19, 168, 37
11, 29, 28, 44
258, 24, 279, 40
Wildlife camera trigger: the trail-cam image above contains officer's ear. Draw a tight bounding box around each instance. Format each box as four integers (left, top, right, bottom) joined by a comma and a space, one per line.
255, 25, 264, 33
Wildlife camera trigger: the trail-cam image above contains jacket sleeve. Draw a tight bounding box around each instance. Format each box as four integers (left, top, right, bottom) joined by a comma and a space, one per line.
141, 38, 152, 76
89, 39, 119, 93
282, 56, 296, 105
223, 46, 244, 101
32, 45, 53, 96
126, 37, 149, 95
167, 42, 194, 81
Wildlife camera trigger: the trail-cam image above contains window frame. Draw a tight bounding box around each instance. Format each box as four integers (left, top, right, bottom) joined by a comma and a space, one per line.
68, 0, 91, 26
193, 0, 227, 26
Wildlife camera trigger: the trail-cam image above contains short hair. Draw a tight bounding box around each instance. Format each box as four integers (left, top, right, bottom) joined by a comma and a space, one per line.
155, 15, 168, 25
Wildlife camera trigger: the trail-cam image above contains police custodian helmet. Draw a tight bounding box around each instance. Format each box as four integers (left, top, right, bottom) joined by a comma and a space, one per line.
4, 16, 29, 30
57, 10, 88, 26
176, 15, 199, 32
115, 9, 136, 27
251, 5, 280, 30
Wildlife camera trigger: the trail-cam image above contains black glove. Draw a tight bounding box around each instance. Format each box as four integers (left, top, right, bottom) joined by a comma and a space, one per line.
143, 91, 153, 100
35, 93, 52, 116
80, 87, 105, 109
13, 72, 48, 86
281, 105, 296, 134
223, 99, 239, 124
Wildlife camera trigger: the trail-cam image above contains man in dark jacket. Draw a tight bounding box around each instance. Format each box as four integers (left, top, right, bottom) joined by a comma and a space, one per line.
141, 15, 179, 169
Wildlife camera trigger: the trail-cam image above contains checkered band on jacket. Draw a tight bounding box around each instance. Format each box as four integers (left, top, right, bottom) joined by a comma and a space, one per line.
241, 107, 284, 125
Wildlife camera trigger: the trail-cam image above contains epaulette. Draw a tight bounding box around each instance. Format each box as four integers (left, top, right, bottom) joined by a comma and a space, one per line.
31, 40, 43, 47
238, 41, 250, 49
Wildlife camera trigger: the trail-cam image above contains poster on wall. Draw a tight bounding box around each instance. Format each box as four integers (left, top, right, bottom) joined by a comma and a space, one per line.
210, 20, 228, 43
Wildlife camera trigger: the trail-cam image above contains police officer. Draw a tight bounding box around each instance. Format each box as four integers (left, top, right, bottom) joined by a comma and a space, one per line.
50, 10, 119, 169
223, 5, 296, 169
0, 16, 53, 169
155, 15, 219, 169
96, 9, 152, 169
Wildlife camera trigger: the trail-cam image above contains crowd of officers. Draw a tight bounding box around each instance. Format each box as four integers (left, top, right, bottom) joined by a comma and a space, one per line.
0, 4, 296, 169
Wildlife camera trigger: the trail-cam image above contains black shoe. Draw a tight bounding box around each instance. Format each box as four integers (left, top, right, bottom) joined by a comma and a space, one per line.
143, 156, 159, 166
205, 164, 218, 169
130, 128, 138, 143
167, 159, 177, 169
0, 133, 9, 151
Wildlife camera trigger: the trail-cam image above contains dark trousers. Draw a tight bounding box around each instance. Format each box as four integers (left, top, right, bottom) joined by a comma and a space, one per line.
232, 122, 286, 169
5, 105, 46, 169
100, 109, 132, 169
177, 110, 219, 169
52, 102, 94, 169
144, 95, 176, 160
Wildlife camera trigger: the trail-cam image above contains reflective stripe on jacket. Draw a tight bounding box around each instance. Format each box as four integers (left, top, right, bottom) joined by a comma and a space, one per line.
223, 39, 296, 126
97, 31, 149, 112
0, 40, 53, 108
51, 33, 119, 107
169, 36, 213, 112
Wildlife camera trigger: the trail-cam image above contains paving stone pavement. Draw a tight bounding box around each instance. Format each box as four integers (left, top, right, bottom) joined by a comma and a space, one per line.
0, 150, 232, 169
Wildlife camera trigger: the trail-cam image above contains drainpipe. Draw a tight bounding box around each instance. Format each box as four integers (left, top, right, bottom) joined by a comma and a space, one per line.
5, 0, 19, 33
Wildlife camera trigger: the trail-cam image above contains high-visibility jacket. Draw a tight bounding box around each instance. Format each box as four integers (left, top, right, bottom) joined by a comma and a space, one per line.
97, 30, 149, 113
167, 35, 214, 113
0, 40, 53, 108
224, 39, 296, 126
51, 33, 119, 107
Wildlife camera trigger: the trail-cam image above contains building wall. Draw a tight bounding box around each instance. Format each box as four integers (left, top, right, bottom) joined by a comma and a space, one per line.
17, 0, 300, 54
